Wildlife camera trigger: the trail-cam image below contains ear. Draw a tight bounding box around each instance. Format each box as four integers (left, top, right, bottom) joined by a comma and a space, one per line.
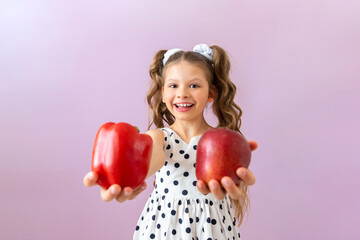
208, 89, 216, 103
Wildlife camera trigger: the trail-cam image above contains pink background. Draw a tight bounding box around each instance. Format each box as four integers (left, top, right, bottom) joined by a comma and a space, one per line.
1, 0, 359, 239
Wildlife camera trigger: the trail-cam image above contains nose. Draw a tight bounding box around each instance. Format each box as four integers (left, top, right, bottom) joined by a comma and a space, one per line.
176, 86, 189, 98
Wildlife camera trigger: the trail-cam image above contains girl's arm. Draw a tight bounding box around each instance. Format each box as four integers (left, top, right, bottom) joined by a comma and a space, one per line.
83, 128, 165, 203
144, 129, 166, 180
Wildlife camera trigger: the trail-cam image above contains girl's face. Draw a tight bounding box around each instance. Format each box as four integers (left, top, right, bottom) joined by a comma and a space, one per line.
162, 61, 214, 123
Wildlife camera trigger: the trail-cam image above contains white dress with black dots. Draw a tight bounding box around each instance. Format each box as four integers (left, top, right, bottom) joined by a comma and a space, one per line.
133, 127, 241, 240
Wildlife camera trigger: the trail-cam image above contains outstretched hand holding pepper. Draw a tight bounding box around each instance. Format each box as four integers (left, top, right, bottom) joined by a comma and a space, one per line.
83, 122, 153, 202
83, 171, 147, 202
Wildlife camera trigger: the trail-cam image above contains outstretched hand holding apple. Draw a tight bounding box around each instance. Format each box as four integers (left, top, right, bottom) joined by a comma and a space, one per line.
195, 128, 258, 200
196, 140, 257, 200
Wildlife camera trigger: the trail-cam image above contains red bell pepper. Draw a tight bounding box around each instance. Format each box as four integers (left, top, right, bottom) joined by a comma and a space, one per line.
91, 122, 152, 190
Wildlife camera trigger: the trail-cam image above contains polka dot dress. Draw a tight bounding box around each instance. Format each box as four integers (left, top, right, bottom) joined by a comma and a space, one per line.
133, 128, 241, 240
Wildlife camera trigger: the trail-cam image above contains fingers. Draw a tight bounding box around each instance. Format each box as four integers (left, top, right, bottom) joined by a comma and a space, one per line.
83, 172, 98, 187
221, 177, 243, 200
196, 180, 210, 195
114, 181, 147, 202
99, 181, 147, 203
197, 179, 227, 200
196, 168, 256, 201
208, 180, 226, 200
198, 175, 252, 201
100, 184, 121, 202
248, 140, 258, 151
114, 187, 133, 203
236, 167, 256, 186
127, 182, 147, 200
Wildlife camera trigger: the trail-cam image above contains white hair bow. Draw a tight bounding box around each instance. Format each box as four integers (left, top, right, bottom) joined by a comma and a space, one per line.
162, 44, 214, 65
192, 44, 214, 61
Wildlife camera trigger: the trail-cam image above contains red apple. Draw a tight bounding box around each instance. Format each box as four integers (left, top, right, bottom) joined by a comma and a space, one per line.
196, 128, 251, 185
91, 122, 153, 190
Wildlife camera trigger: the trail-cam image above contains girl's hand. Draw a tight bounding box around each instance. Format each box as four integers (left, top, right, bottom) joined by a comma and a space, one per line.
196, 140, 258, 200
83, 171, 147, 202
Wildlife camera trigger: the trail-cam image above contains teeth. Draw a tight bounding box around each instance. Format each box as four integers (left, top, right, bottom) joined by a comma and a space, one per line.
176, 104, 193, 107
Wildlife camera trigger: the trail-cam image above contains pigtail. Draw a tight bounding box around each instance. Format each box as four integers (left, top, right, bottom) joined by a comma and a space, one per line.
211, 45, 249, 226
210, 45, 242, 133
147, 50, 175, 129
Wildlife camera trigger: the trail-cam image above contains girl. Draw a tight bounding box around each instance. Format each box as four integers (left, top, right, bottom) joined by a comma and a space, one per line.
84, 44, 257, 239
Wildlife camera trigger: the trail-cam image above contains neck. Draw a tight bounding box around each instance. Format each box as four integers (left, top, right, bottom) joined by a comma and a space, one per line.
170, 117, 213, 142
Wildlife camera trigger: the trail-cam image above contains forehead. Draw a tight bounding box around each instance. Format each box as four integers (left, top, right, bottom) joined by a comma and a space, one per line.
163, 61, 208, 82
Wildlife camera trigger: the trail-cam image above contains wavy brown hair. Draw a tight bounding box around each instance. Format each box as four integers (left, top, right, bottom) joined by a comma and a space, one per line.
146, 45, 250, 226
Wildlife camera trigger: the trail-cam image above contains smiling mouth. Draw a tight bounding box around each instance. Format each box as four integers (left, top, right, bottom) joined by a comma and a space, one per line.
175, 103, 194, 109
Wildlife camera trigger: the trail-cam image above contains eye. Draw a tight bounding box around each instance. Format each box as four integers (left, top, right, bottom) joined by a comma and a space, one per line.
169, 84, 177, 88
190, 84, 199, 88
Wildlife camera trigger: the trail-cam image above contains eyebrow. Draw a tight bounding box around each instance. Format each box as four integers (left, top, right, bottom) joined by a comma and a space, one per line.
189, 78, 203, 82
165, 79, 178, 82
166, 78, 203, 82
